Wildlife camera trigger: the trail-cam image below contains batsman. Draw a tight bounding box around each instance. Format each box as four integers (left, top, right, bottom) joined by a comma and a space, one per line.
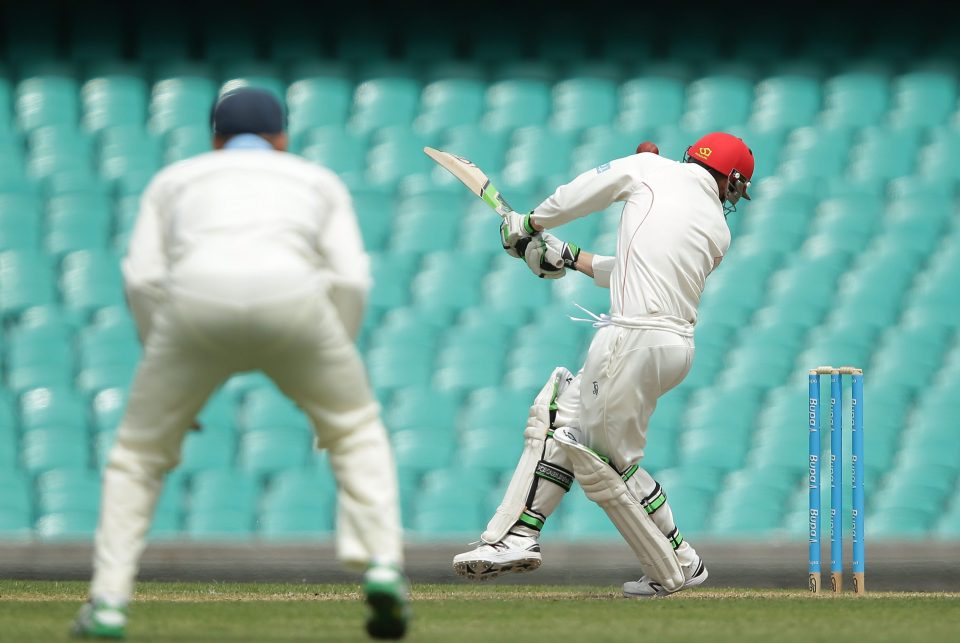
453, 133, 755, 597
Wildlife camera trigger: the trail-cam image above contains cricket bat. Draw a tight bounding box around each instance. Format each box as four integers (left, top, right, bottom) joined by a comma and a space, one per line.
423, 147, 516, 218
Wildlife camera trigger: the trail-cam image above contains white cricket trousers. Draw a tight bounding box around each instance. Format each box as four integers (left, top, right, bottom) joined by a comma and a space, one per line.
90, 288, 403, 600
577, 324, 693, 471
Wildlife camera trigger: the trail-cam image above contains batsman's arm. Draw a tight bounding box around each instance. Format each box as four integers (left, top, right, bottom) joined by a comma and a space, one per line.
567, 248, 615, 287
531, 156, 640, 230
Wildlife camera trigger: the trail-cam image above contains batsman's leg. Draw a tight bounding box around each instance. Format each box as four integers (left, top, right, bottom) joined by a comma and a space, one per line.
453, 367, 579, 580
620, 467, 708, 597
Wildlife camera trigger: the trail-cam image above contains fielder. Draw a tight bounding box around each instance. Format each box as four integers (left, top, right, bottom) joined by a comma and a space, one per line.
72, 88, 409, 639
453, 133, 754, 597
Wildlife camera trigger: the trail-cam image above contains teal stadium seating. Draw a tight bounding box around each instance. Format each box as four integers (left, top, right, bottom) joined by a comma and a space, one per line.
0, 7, 959, 544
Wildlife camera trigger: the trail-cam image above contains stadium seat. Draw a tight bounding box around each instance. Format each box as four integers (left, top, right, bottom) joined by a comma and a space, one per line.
189, 469, 260, 515
60, 250, 125, 318
36, 468, 101, 514
385, 387, 460, 434
185, 509, 254, 540
262, 467, 337, 513
502, 126, 576, 192
237, 427, 311, 477
299, 126, 366, 179
889, 70, 957, 127
411, 470, 488, 536
390, 191, 465, 253
0, 250, 57, 319
287, 76, 354, 133
391, 427, 455, 474
459, 387, 535, 438
415, 79, 486, 134
483, 79, 552, 133
750, 74, 821, 129
21, 428, 90, 473
349, 77, 421, 134
150, 77, 217, 134
560, 488, 622, 539
81, 75, 148, 132
240, 387, 311, 433
0, 510, 32, 540
15, 75, 80, 132
617, 76, 686, 130
176, 428, 236, 474
0, 193, 42, 252
778, 126, 855, 180
550, 77, 618, 133
409, 251, 489, 315
848, 126, 922, 180
820, 71, 890, 128
259, 510, 333, 539
438, 124, 510, 176
682, 75, 755, 131
366, 127, 434, 188
35, 511, 99, 541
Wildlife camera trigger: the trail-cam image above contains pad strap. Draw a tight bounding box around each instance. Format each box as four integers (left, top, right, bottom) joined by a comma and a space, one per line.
534, 461, 574, 492
517, 509, 546, 532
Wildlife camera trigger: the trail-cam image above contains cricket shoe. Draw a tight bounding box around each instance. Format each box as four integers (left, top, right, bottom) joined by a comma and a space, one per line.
622, 556, 708, 598
70, 597, 127, 639
363, 564, 411, 640
452, 532, 542, 580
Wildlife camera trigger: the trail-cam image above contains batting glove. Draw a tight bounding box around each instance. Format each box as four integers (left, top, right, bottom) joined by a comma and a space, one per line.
523, 232, 581, 279
500, 212, 537, 258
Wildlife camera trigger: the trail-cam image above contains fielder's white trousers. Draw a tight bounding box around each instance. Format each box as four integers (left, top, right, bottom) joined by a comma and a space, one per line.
90, 289, 403, 600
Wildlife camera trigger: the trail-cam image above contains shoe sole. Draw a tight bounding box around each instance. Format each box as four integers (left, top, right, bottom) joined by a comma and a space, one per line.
452, 557, 542, 581
365, 590, 408, 640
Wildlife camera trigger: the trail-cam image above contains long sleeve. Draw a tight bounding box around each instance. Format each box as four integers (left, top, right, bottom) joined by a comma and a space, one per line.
531, 156, 642, 229
591, 254, 616, 288
320, 181, 371, 340
121, 178, 167, 342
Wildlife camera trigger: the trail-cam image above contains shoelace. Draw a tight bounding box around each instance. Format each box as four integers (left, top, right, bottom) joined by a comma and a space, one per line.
568, 302, 613, 328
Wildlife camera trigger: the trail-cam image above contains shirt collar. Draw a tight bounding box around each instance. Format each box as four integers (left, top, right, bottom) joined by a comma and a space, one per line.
223, 134, 274, 151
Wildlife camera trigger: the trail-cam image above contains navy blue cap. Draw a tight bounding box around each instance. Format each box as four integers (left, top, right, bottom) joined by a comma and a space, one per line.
211, 87, 286, 136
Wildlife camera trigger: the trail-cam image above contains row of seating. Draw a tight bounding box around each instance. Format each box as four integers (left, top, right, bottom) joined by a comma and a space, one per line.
3, 68, 959, 136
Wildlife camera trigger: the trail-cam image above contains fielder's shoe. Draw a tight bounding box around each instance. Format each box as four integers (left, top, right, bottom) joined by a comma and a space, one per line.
70, 597, 127, 639
363, 564, 411, 640
452, 532, 542, 580
622, 556, 709, 598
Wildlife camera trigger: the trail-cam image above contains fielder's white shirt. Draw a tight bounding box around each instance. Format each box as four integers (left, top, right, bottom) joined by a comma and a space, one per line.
532, 153, 731, 337
123, 143, 370, 339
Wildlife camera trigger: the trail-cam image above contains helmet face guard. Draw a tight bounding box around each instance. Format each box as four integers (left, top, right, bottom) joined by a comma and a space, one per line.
725, 168, 751, 208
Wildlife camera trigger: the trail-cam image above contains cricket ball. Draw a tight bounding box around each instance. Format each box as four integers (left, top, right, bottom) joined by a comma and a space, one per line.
636, 141, 660, 155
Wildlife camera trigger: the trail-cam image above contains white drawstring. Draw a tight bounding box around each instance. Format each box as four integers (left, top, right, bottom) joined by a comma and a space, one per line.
568, 302, 613, 328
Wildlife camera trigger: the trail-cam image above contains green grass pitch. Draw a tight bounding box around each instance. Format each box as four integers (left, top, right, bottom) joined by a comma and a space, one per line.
1, 580, 959, 642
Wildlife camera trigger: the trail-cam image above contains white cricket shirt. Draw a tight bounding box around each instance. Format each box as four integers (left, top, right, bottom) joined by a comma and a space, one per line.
123, 141, 370, 338
532, 153, 730, 337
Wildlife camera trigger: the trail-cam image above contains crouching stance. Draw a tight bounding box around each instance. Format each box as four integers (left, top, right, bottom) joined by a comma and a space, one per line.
72, 89, 409, 639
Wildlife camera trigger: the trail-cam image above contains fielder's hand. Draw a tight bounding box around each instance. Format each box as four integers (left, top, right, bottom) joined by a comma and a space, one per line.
523, 232, 581, 279
500, 212, 537, 258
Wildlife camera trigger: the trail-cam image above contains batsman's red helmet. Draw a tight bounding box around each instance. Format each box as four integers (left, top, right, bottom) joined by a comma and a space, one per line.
686, 132, 754, 204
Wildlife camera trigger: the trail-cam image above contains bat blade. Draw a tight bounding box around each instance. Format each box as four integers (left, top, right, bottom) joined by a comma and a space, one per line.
423, 147, 514, 217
